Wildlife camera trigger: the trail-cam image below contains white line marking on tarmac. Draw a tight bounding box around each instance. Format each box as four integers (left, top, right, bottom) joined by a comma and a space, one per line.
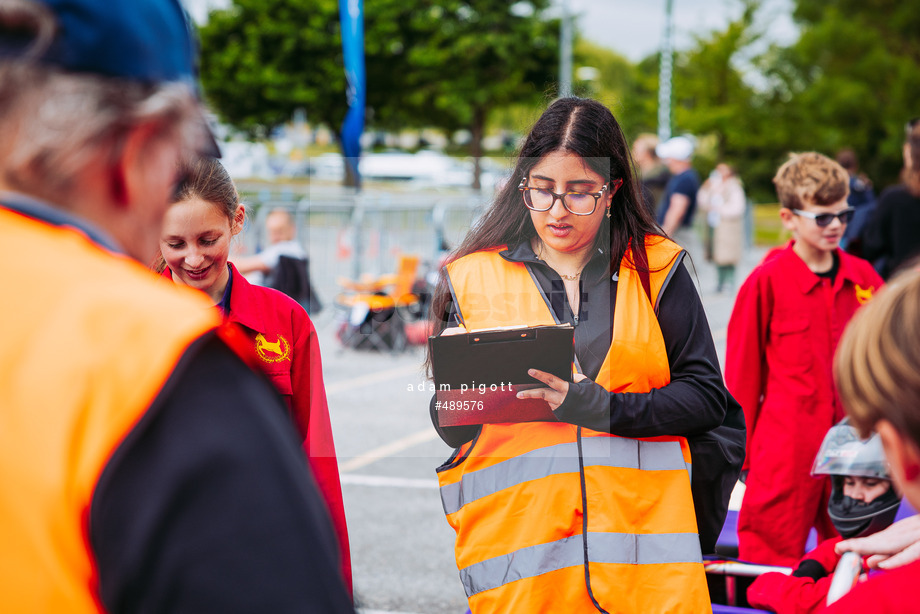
358, 609, 424, 614
340, 474, 439, 489
325, 364, 422, 395
338, 429, 439, 473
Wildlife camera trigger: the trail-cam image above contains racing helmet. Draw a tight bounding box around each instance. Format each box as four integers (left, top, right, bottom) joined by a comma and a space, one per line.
812, 418, 901, 538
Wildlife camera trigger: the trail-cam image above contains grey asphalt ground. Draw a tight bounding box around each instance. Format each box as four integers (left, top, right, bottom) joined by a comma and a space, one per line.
315, 242, 768, 614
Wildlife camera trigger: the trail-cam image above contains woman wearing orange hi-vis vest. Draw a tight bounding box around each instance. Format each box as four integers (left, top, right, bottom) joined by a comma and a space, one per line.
425, 97, 744, 613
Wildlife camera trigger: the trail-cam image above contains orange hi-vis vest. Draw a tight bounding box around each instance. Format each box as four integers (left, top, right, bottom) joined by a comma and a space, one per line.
437, 237, 710, 613
0, 207, 220, 612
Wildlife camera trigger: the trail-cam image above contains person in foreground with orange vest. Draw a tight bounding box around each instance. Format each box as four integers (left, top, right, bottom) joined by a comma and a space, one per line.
157, 155, 352, 594
0, 1, 353, 612
425, 96, 742, 613
820, 266, 920, 612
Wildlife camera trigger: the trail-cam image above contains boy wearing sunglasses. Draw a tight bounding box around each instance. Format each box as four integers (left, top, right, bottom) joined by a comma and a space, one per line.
725, 152, 884, 566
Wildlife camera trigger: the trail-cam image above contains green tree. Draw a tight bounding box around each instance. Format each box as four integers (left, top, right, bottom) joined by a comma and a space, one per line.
199, 0, 345, 140
384, 0, 559, 188
613, 0, 920, 202
760, 0, 920, 190
198, 0, 559, 188
620, 54, 663, 140
626, 0, 777, 200
572, 40, 641, 133
674, 1, 760, 162
667, 0, 792, 200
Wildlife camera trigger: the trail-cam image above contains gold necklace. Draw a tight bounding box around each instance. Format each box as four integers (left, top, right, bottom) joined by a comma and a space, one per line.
537, 241, 583, 281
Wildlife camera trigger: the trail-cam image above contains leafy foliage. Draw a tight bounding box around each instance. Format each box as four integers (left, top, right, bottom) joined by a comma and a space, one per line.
199, 0, 346, 140
199, 0, 558, 187
764, 0, 920, 189
198, 0, 920, 197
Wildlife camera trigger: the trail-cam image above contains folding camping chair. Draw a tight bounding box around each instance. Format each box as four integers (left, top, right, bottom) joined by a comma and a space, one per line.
334, 254, 421, 352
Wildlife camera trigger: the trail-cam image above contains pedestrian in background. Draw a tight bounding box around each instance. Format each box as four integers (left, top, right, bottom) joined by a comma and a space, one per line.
656, 135, 701, 252
158, 156, 351, 593
698, 162, 746, 293
726, 152, 884, 567
428, 97, 742, 613
0, 0, 353, 612
860, 118, 920, 279
835, 148, 876, 253
824, 267, 920, 612
632, 133, 671, 215
234, 207, 306, 283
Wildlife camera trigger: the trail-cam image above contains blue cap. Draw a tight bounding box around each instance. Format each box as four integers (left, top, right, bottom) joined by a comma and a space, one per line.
37, 0, 198, 85
1, 0, 220, 156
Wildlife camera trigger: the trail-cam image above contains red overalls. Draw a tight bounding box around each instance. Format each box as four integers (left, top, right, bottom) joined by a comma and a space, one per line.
726, 242, 882, 565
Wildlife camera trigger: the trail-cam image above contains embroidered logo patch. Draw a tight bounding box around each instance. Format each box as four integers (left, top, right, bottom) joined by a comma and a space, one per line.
855, 284, 874, 305
255, 332, 291, 363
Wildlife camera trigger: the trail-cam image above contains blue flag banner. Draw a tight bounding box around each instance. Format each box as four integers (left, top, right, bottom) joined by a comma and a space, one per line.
339, 0, 364, 184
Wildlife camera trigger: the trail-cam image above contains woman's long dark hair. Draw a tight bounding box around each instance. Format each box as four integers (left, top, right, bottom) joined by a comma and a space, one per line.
425, 97, 661, 375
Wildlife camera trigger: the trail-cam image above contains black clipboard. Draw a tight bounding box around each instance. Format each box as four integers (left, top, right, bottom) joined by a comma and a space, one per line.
428, 325, 574, 426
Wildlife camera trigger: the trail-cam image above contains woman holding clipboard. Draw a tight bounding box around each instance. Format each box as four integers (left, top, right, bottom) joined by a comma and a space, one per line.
426, 97, 738, 613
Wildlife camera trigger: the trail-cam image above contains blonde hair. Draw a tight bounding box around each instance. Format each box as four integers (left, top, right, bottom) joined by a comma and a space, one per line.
773, 152, 849, 211
835, 267, 920, 445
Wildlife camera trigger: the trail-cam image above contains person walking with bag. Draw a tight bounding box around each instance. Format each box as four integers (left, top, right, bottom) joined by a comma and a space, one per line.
698, 162, 746, 293
426, 97, 743, 613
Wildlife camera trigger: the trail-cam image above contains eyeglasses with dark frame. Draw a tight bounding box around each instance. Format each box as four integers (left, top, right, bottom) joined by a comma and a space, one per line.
518, 177, 624, 216
791, 207, 856, 227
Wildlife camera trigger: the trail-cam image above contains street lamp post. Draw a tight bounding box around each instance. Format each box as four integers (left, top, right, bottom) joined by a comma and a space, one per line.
658, 0, 674, 141
559, 0, 572, 97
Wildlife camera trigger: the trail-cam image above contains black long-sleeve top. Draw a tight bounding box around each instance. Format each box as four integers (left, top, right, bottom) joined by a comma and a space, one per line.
92, 334, 355, 614
860, 184, 920, 278
431, 241, 728, 447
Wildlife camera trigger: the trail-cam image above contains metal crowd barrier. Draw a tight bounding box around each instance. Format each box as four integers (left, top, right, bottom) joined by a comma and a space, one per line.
236, 184, 490, 315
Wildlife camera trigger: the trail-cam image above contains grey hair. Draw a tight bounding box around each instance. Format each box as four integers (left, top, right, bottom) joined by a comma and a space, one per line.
0, 0, 204, 205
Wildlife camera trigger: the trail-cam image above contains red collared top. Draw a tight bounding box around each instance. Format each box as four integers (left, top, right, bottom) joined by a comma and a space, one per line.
824, 558, 920, 613
162, 263, 352, 595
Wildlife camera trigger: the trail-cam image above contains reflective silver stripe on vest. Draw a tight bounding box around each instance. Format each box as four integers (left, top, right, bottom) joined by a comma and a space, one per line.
440, 437, 688, 516
460, 531, 702, 597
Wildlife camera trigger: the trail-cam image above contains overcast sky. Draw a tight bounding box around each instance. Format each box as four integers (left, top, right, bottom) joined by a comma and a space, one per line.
569, 0, 798, 61
183, 0, 799, 64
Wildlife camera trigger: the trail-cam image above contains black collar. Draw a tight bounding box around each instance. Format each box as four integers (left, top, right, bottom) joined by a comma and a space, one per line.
499, 241, 610, 284
0, 191, 122, 253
